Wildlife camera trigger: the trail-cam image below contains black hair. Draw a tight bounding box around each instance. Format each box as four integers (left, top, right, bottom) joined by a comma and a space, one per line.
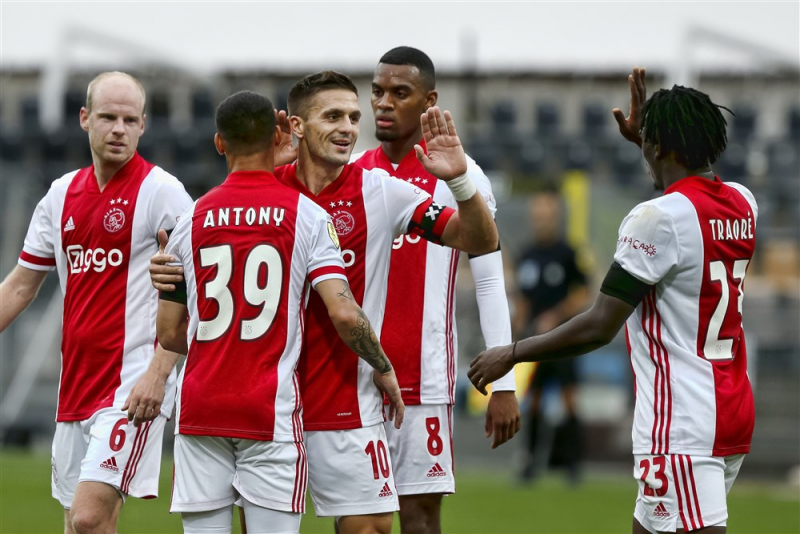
378, 46, 436, 90
215, 90, 276, 155
287, 71, 358, 119
641, 85, 732, 169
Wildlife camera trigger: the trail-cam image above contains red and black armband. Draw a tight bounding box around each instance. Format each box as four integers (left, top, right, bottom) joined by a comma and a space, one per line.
408, 198, 455, 245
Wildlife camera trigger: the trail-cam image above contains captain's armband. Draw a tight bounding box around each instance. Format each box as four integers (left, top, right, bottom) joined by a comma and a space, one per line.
407, 199, 455, 245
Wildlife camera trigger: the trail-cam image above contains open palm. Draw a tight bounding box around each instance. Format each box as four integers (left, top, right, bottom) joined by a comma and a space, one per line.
415, 107, 468, 181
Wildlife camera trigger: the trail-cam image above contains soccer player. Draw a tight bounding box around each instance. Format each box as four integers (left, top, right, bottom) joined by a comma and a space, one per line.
0, 72, 192, 534
155, 90, 404, 534
469, 67, 757, 534
151, 70, 498, 534
350, 46, 520, 533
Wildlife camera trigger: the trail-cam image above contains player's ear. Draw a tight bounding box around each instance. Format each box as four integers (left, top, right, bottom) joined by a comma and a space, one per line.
79, 107, 90, 132
289, 116, 304, 140
214, 133, 225, 155
426, 90, 438, 109
273, 125, 281, 146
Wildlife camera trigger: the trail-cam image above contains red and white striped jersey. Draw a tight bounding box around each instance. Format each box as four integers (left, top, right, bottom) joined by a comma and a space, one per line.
616, 176, 757, 457
352, 144, 497, 404
276, 162, 449, 430
18, 153, 192, 422
166, 171, 347, 442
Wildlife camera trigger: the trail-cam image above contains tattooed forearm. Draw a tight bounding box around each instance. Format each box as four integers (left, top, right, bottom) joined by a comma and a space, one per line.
348, 309, 392, 374
337, 281, 354, 300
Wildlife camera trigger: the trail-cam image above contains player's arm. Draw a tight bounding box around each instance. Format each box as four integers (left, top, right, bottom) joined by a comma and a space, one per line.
156, 296, 189, 354
469, 249, 521, 449
315, 278, 404, 428
413, 107, 498, 255
122, 343, 182, 427
469, 262, 649, 394
0, 265, 48, 333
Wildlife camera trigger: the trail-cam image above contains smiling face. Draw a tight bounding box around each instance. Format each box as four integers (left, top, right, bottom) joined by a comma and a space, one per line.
371, 63, 436, 143
293, 88, 361, 168
80, 74, 146, 168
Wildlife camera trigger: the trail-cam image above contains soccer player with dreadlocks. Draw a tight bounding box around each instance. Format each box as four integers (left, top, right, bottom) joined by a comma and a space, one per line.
469, 67, 757, 534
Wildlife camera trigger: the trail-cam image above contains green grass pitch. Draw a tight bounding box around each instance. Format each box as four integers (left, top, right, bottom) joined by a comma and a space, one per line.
1, 449, 797, 533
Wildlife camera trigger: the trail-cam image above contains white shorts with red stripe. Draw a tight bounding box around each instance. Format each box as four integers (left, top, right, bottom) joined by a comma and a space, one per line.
306, 423, 399, 517
633, 453, 745, 532
384, 404, 455, 496
171, 435, 307, 514
51, 407, 166, 508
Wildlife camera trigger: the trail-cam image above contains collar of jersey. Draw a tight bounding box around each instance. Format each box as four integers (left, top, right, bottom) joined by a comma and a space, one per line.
88, 151, 145, 193
282, 161, 354, 199
665, 174, 722, 195
223, 170, 278, 187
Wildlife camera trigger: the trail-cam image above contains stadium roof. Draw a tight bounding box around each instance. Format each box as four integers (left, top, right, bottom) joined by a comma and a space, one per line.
2, 2, 798, 76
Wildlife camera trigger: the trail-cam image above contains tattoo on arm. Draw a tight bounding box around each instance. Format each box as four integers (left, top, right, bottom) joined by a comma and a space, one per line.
337, 281, 354, 300
348, 308, 392, 374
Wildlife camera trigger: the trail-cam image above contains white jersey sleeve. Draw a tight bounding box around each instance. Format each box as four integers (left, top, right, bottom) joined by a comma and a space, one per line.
467, 155, 497, 218
371, 168, 432, 239
614, 202, 680, 285
146, 169, 194, 236
163, 202, 195, 268
304, 198, 348, 288
19, 172, 77, 271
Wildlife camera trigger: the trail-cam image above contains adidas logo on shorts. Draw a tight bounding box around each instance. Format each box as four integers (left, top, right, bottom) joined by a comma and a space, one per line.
426, 463, 447, 478
654, 502, 670, 518
100, 457, 119, 473
378, 483, 393, 498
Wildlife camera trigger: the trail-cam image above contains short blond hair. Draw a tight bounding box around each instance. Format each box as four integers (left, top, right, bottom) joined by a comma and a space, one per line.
86, 71, 146, 114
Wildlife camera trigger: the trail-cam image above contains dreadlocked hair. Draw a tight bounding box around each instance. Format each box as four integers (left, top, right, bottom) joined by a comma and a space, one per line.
641, 85, 733, 170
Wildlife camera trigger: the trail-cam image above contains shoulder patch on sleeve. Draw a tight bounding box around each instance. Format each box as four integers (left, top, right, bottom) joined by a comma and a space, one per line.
327, 221, 340, 249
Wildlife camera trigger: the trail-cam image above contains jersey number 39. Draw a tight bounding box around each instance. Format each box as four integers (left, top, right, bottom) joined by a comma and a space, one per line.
197, 244, 283, 342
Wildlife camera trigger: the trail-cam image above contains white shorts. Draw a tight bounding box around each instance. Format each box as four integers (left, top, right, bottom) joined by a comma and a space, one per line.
633, 453, 745, 533
51, 407, 167, 508
171, 434, 307, 514
305, 423, 399, 517
383, 404, 455, 496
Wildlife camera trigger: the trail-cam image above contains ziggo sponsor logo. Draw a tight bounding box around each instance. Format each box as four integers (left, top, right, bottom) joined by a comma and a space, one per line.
66, 245, 124, 273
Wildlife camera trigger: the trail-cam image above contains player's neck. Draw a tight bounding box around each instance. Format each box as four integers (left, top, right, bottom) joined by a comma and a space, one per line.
92, 155, 134, 192
381, 132, 422, 165
295, 156, 345, 196
226, 152, 275, 175
663, 166, 715, 189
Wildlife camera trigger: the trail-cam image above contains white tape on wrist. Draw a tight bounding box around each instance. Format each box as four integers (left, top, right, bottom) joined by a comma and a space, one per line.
446, 173, 478, 202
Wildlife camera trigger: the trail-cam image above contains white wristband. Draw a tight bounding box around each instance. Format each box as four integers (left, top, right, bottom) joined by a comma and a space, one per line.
445, 173, 478, 202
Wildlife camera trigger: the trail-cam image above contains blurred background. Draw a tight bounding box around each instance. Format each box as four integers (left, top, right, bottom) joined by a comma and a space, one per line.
1, 2, 798, 532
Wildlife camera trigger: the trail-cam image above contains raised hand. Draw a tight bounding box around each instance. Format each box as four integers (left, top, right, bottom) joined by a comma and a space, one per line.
274, 109, 297, 167
612, 66, 647, 147
468, 344, 516, 396
149, 228, 183, 292
415, 107, 468, 181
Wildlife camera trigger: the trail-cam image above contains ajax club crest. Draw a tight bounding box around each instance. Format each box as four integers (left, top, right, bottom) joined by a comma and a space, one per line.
104, 198, 128, 233
332, 210, 355, 236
